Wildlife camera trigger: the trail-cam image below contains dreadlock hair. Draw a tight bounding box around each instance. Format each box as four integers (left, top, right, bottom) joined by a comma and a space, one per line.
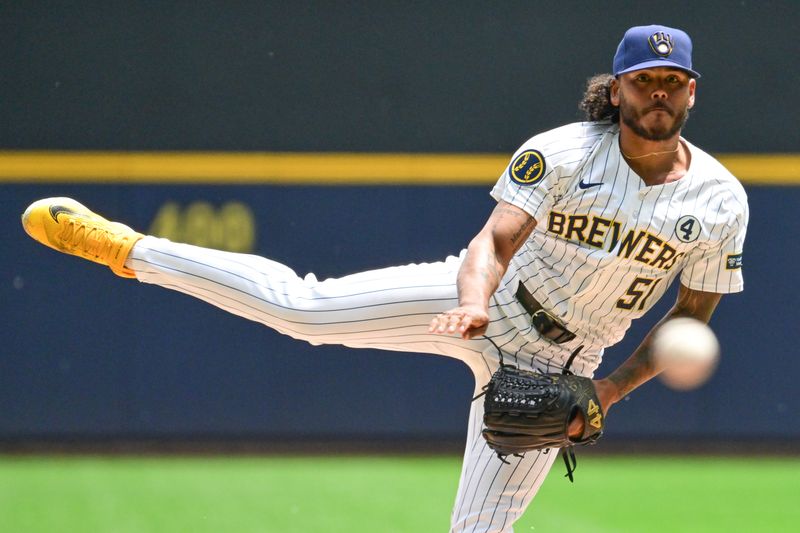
579, 73, 619, 123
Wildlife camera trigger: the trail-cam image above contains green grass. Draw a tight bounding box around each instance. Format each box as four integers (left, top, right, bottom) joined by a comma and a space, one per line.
1, 455, 798, 532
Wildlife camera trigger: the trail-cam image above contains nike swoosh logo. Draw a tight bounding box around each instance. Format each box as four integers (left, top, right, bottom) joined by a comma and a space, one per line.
49, 204, 77, 222
578, 180, 602, 190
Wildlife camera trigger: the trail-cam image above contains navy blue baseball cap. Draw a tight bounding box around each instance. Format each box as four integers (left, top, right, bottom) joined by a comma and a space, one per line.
613, 25, 700, 78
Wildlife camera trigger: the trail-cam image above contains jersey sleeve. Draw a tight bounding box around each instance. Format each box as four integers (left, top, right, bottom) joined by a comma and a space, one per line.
680, 190, 749, 293
490, 137, 562, 224
490, 122, 607, 223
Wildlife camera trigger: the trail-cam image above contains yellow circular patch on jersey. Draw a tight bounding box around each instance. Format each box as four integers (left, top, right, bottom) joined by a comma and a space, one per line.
509, 150, 546, 185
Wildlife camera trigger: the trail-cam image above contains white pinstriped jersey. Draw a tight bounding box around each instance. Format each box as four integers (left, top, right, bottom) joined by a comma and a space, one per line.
491, 121, 749, 351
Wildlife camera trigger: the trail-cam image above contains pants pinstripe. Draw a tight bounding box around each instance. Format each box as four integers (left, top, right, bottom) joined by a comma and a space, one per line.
128, 236, 566, 532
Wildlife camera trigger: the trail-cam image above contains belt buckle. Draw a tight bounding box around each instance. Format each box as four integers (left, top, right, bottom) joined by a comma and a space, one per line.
531, 310, 576, 344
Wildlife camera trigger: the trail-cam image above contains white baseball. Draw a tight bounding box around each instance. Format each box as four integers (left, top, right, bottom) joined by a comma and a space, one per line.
652, 317, 720, 391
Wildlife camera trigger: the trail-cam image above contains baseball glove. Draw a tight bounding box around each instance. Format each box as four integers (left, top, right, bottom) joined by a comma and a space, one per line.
479, 364, 604, 479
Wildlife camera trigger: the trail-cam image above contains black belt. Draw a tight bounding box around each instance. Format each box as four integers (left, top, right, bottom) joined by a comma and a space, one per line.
515, 283, 576, 344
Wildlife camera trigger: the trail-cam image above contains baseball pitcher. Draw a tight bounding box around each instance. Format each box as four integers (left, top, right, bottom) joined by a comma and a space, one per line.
22, 25, 747, 532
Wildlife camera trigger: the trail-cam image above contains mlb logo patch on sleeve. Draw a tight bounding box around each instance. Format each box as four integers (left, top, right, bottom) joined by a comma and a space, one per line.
726, 253, 743, 269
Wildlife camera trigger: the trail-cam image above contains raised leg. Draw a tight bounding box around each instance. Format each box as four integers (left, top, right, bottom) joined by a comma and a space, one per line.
128, 237, 499, 365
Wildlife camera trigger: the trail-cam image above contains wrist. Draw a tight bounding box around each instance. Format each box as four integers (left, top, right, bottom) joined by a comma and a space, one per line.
457, 298, 488, 311
595, 378, 622, 413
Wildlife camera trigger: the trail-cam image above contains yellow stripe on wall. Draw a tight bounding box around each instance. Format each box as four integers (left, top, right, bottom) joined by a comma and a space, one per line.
0, 151, 797, 185
715, 154, 800, 185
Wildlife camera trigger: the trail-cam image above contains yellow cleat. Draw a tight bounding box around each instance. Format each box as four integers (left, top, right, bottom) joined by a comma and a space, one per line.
21, 197, 144, 278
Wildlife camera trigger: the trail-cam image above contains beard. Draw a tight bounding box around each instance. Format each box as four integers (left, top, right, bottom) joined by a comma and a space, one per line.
618, 93, 690, 141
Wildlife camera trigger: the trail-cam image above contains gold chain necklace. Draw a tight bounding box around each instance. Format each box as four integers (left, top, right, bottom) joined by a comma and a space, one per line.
621, 145, 680, 160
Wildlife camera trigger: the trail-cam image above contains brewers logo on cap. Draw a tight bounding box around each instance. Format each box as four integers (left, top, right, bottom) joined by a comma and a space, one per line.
648, 31, 674, 57
509, 150, 546, 186
613, 25, 700, 78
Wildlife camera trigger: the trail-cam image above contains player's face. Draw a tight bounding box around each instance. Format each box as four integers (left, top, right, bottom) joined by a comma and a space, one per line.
613, 68, 696, 141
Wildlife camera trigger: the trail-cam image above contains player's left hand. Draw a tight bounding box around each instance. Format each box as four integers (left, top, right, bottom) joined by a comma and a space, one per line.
567, 378, 617, 438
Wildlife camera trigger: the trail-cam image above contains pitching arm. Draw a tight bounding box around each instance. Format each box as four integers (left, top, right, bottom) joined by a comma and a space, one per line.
429, 200, 536, 339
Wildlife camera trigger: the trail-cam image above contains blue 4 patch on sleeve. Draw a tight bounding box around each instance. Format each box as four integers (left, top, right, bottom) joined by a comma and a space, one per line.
509, 150, 546, 186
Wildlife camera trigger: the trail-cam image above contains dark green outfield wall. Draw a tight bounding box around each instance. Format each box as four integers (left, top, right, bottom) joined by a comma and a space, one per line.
2, 1, 797, 152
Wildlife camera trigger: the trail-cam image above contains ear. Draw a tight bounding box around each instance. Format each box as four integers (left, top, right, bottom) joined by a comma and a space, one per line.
610, 78, 620, 107
687, 78, 697, 109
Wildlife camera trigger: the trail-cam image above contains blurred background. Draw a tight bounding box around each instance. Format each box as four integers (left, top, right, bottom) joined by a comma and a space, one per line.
1, 3, 798, 529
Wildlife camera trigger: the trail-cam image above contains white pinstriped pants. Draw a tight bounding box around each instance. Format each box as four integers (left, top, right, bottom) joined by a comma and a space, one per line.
128, 236, 563, 532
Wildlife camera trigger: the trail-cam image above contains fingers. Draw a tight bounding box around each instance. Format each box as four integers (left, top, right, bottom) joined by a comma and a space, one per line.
428, 311, 468, 335
428, 308, 488, 339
